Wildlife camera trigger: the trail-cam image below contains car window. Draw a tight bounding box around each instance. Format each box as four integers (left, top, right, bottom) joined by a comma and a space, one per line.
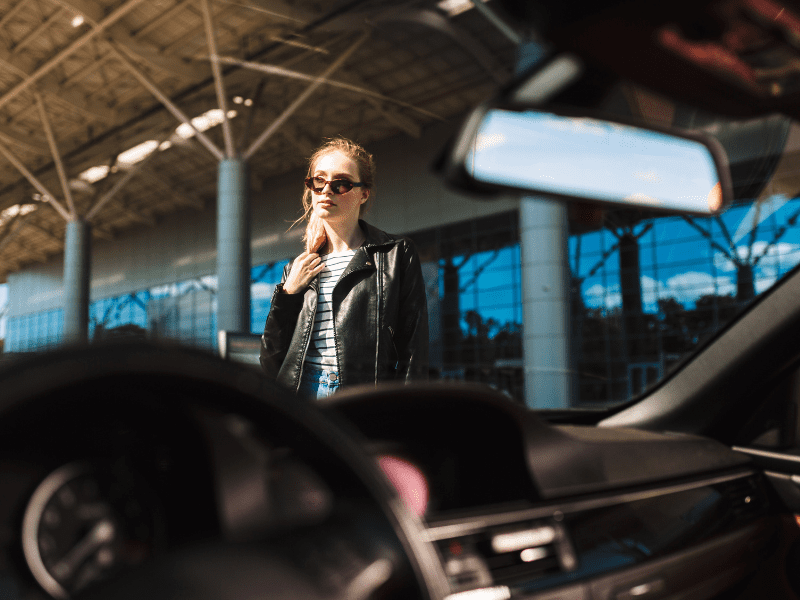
3, 87, 796, 411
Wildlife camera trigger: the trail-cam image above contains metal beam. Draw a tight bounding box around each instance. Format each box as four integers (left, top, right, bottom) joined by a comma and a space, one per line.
133, 0, 194, 37
50, 0, 208, 79
36, 93, 77, 219
85, 133, 165, 220
0, 124, 49, 155
12, 6, 64, 55
381, 9, 509, 84
214, 55, 442, 121
244, 30, 370, 160
337, 70, 422, 137
0, 0, 148, 112
237, 0, 311, 25
0, 208, 37, 253
0, 42, 117, 124
0, 141, 72, 221
201, 0, 235, 157
467, 0, 522, 45
108, 43, 225, 161
0, 0, 33, 30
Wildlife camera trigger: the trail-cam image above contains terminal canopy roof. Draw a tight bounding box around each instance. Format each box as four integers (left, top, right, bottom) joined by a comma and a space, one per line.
0, 0, 517, 282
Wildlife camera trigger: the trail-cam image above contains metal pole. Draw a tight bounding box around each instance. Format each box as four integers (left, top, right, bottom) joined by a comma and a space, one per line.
36, 93, 77, 218
201, 0, 235, 157
86, 132, 166, 220
214, 55, 442, 121
109, 43, 225, 161
63, 219, 91, 345
0, 140, 72, 221
467, 0, 522, 44
0, 0, 148, 112
244, 31, 370, 159
216, 158, 250, 335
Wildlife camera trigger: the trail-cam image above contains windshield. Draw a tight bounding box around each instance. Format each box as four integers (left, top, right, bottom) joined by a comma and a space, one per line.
3, 92, 797, 412
405, 92, 800, 409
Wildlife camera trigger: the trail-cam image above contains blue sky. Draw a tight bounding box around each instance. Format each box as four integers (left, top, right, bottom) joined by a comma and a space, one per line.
472, 110, 720, 213
576, 198, 800, 312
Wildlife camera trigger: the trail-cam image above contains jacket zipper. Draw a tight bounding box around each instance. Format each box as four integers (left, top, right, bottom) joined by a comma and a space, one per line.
295, 278, 318, 393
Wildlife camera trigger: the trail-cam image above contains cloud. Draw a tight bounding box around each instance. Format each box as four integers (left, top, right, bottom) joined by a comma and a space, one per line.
582, 271, 735, 311
663, 271, 735, 303
583, 283, 620, 309
714, 241, 800, 273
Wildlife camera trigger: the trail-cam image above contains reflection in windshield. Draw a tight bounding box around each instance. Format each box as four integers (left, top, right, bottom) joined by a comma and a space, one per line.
572, 197, 800, 403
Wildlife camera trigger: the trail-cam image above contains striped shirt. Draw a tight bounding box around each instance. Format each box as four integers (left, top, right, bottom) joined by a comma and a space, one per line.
304, 249, 356, 369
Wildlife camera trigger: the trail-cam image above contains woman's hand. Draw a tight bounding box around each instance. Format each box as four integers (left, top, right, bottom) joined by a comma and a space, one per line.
282, 252, 325, 294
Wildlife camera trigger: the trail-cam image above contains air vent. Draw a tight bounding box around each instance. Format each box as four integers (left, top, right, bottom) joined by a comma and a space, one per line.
434, 520, 577, 594
722, 477, 765, 523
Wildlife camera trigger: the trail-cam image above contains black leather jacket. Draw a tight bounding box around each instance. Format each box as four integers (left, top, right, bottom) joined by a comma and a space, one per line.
260, 221, 429, 392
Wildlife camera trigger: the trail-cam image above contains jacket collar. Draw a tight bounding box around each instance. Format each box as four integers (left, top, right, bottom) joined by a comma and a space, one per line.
359, 220, 398, 249
309, 221, 395, 289
328, 221, 396, 282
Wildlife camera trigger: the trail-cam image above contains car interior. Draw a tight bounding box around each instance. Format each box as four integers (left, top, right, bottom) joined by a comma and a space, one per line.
6, 0, 800, 599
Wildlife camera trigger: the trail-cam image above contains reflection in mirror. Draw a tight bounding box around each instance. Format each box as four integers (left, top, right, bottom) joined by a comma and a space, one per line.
467, 109, 727, 214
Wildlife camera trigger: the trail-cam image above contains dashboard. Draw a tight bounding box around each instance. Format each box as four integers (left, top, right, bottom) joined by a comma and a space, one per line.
0, 393, 219, 599
328, 382, 782, 600
0, 348, 788, 600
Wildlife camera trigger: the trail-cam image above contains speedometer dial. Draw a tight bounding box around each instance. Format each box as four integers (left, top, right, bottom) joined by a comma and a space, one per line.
22, 462, 160, 599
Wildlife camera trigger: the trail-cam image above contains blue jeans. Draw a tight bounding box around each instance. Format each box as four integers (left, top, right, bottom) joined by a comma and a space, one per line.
298, 367, 340, 400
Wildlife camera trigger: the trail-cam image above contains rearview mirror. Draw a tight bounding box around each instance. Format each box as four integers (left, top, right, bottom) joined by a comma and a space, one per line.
445, 105, 733, 215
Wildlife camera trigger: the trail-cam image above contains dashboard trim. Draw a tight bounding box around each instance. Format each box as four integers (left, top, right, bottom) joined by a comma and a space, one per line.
422, 469, 755, 541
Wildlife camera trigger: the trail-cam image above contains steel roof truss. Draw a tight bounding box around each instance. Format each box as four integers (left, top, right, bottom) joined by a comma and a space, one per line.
243, 29, 370, 160
0, 140, 71, 221
201, 0, 234, 158
0, 0, 148, 113
86, 130, 167, 220
35, 92, 77, 219
108, 41, 224, 161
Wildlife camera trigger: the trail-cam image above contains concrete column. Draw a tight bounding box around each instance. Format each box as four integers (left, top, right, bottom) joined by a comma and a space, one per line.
216, 158, 251, 335
520, 198, 572, 409
63, 219, 91, 345
512, 40, 574, 408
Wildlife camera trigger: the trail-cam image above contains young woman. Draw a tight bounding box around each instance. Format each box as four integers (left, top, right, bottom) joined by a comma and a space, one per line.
260, 138, 428, 399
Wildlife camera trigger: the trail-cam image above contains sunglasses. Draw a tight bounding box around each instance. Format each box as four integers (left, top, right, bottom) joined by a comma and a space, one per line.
304, 176, 365, 195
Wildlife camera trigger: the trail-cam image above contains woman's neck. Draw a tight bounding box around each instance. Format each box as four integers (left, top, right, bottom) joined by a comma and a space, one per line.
322, 220, 365, 254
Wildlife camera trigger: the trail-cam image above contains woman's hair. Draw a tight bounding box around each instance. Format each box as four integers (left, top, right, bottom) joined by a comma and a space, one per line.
299, 138, 376, 252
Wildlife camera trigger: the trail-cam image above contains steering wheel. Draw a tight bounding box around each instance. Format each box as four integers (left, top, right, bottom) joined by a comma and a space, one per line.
0, 342, 448, 600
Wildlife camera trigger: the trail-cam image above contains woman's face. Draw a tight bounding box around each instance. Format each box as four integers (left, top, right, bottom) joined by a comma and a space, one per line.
309, 151, 369, 227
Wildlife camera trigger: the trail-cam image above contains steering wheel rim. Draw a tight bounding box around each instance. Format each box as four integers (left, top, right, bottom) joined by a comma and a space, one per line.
0, 342, 449, 600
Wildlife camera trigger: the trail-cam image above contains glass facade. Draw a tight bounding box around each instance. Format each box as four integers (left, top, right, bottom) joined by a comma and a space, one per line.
407, 211, 523, 400
4, 202, 800, 407
572, 200, 800, 405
